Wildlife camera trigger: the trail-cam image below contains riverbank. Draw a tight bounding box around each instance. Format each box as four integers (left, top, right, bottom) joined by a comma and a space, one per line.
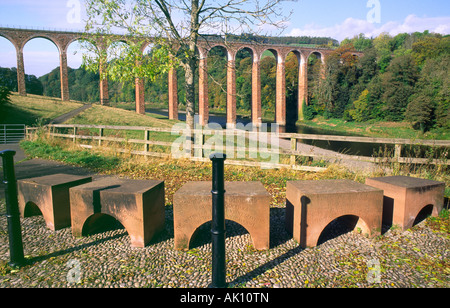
296, 116, 449, 140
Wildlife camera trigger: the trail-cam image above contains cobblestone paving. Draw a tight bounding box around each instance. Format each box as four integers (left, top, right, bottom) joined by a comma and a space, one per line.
1, 201, 448, 288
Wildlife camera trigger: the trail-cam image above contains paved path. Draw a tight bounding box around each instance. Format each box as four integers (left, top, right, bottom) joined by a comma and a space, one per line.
0, 143, 101, 200
50, 104, 92, 124
240, 129, 380, 173
0, 102, 95, 198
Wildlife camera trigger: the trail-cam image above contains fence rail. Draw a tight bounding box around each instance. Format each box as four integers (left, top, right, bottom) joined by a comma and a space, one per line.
1, 124, 26, 144
28, 124, 450, 171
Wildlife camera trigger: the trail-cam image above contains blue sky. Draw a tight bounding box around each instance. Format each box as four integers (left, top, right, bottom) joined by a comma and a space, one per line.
1, 0, 449, 77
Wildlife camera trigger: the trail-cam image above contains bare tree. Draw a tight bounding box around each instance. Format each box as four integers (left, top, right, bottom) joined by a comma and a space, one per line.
83, 0, 291, 130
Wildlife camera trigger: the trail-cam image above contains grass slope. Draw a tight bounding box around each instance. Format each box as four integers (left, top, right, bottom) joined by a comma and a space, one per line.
2, 93, 84, 125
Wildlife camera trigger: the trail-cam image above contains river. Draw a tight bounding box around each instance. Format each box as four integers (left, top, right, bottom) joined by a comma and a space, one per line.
146, 108, 390, 157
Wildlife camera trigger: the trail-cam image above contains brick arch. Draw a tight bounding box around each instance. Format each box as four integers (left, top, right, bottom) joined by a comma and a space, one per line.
0, 33, 19, 51
0, 35, 19, 91
260, 47, 279, 61
259, 47, 287, 125
140, 40, 159, 55
204, 42, 229, 56
0, 27, 358, 124
284, 49, 302, 61
234, 46, 257, 122
284, 50, 303, 126
107, 36, 135, 47
21, 34, 62, 54
63, 36, 93, 54
236, 45, 258, 60
307, 50, 325, 63
103, 39, 132, 62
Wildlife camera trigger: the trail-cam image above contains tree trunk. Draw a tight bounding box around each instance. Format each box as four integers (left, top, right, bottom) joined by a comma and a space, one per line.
183, 56, 197, 156
184, 58, 196, 131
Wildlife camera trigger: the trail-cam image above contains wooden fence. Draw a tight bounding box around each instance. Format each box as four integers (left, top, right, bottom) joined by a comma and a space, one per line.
27, 124, 450, 172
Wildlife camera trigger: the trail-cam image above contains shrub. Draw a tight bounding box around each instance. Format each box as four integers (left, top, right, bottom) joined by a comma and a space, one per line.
0, 86, 11, 121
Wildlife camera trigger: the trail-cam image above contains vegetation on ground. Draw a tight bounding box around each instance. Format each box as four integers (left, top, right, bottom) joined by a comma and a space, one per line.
1, 90, 448, 288
1, 93, 83, 126
298, 116, 449, 140
21, 132, 450, 210
0, 86, 11, 122
14, 134, 449, 288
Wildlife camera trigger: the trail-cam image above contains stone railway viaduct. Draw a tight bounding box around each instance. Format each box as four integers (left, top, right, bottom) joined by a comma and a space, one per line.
0, 27, 363, 127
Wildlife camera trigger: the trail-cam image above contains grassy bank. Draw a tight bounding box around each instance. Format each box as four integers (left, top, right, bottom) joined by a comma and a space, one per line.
66, 104, 179, 129
3, 93, 84, 125
298, 116, 449, 140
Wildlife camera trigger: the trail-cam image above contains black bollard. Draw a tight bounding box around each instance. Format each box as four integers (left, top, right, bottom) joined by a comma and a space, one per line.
209, 153, 227, 288
0, 150, 25, 267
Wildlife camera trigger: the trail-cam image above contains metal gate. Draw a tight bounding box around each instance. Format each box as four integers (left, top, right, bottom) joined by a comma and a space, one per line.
0, 124, 26, 144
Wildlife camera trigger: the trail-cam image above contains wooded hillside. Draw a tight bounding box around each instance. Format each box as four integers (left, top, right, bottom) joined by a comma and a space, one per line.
0, 31, 448, 132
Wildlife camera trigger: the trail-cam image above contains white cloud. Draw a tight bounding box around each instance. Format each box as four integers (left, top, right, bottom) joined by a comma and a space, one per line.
288, 14, 450, 41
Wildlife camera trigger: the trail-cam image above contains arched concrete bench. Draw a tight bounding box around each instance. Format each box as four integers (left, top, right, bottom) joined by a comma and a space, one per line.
69, 177, 165, 248
173, 181, 271, 251
285, 179, 384, 248
17, 174, 92, 230
365, 176, 445, 231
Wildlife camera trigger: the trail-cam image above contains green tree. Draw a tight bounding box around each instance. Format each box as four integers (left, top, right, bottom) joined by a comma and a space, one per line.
1, 67, 43, 95
83, 0, 290, 132
317, 44, 361, 118
405, 94, 434, 132
349, 89, 370, 122
381, 54, 418, 121
373, 33, 393, 73
260, 55, 276, 113
406, 54, 450, 131
341, 33, 373, 51
235, 52, 253, 111
412, 35, 450, 67
0, 86, 11, 122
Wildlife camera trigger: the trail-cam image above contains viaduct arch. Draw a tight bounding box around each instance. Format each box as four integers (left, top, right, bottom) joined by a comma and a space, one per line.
0, 27, 363, 126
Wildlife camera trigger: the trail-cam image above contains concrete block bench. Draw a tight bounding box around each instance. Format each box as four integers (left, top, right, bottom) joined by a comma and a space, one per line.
69, 177, 165, 248
285, 179, 384, 248
173, 181, 271, 251
17, 174, 92, 231
365, 176, 445, 231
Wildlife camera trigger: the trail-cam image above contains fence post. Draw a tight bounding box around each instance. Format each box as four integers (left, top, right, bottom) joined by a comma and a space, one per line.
99, 128, 104, 147
290, 137, 297, 165
209, 153, 227, 288
394, 144, 402, 162
0, 150, 25, 267
73, 126, 77, 143
194, 129, 204, 158
144, 130, 150, 152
